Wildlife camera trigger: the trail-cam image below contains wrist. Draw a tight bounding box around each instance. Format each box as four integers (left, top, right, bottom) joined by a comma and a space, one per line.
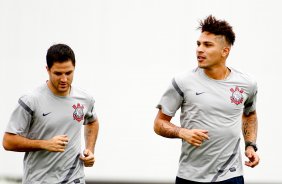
245, 141, 258, 152
38, 140, 48, 150
85, 147, 94, 153
178, 128, 188, 139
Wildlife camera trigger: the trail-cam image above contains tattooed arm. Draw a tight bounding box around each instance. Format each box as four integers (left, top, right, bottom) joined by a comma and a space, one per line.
80, 119, 99, 167
154, 110, 209, 147
242, 110, 260, 168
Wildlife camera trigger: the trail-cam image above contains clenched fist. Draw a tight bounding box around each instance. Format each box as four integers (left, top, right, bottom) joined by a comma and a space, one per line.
42, 135, 69, 152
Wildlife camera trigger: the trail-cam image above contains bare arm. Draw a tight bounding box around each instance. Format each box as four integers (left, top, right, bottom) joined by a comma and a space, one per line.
80, 119, 99, 167
84, 119, 99, 153
154, 110, 179, 138
154, 110, 209, 147
242, 110, 260, 167
242, 111, 258, 143
3, 133, 69, 152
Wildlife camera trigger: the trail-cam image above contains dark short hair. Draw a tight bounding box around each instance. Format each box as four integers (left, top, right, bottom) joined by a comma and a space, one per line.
198, 15, 235, 45
46, 44, 76, 68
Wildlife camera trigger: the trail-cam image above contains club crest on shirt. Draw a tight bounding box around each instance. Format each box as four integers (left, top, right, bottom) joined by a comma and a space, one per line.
72, 103, 84, 122
230, 86, 244, 105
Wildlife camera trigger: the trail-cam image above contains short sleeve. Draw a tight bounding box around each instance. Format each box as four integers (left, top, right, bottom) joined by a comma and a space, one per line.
83, 97, 97, 125
156, 78, 184, 117
5, 95, 34, 137
244, 81, 258, 115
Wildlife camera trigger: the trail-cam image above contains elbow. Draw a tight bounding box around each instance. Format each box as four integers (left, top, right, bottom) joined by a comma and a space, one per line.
2, 133, 16, 151
153, 120, 161, 136
3, 140, 12, 151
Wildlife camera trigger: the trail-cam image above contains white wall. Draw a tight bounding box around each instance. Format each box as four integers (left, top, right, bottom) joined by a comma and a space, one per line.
0, 0, 281, 183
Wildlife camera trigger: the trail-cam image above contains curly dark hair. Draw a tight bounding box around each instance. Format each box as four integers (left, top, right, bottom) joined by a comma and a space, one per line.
198, 15, 235, 46
46, 44, 76, 68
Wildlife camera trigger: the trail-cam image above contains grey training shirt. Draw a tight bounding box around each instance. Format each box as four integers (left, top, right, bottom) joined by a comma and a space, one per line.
157, 67, 257, 182
6, 84, 97, 184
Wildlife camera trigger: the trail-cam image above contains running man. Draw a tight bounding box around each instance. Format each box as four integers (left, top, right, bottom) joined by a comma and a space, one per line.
154, 15, 259, 184
3, 44, 99, 184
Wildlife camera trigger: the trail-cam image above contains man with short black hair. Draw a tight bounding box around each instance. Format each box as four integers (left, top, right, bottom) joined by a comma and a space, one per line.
3, 44, 99, 184
154, 15, 259, 184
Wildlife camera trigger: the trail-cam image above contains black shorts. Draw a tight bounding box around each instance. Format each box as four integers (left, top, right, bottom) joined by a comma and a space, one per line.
175, 176, 244, 184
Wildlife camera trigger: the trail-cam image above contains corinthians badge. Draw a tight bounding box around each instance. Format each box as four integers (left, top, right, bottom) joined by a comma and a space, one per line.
230, 86, 244, 105
72, 103, 84, 122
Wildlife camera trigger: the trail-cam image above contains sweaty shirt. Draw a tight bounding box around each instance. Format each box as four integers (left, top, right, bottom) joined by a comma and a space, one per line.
6, 84, 97, 184
157, 67, 257, 182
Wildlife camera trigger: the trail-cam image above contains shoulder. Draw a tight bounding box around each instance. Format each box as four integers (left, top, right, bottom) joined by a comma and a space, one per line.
18, 84, 47, 110
173, 67, 199, 88
230, 67, 257, 87
174, 67, 198, 81
71, 86, 95, 102
20, 84, 47, 101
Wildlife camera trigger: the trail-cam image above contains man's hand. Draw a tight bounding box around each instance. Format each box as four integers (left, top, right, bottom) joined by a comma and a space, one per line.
43, 135, 69, 152
179, 128, 209, 147
3, 133, 69, 152
245, 146, 260, 168
80, 149, 95, 167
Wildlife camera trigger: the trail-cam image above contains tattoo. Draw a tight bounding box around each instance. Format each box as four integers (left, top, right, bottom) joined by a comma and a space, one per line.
160, 121, 181, 138
86, 128, 93, 137
242, 112, 258, 143
84, 122, 99, 152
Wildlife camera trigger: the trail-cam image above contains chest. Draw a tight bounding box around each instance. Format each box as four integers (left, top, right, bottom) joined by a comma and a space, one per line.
31, 97, 90, 137
182, 80, 249, 114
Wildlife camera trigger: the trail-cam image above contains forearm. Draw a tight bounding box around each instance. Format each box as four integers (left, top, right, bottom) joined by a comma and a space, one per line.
3, 133, 45, 152
154, 111, 180, 138
155, 121, 181, 138
242, 111, 258, 143
84, 119, 99, 153
154, 110, 210, 148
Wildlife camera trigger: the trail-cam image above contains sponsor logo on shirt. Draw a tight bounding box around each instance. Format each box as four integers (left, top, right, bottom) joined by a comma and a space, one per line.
72, 103, 84, 122
230, 86, 244, 105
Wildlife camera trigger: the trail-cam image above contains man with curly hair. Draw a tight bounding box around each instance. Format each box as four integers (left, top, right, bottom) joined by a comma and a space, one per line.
154, 15, 259, 184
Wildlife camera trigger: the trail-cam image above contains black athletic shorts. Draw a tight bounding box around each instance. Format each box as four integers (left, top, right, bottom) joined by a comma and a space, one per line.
175, 176, 244, 184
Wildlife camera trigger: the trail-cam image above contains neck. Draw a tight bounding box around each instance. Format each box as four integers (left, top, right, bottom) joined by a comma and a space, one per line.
47, 80, 70, 96
203, 66, 229, 80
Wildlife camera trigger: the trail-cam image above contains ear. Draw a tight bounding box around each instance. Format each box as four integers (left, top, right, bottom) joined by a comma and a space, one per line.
46, 66, 51, 75
222, 46, 230, 58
